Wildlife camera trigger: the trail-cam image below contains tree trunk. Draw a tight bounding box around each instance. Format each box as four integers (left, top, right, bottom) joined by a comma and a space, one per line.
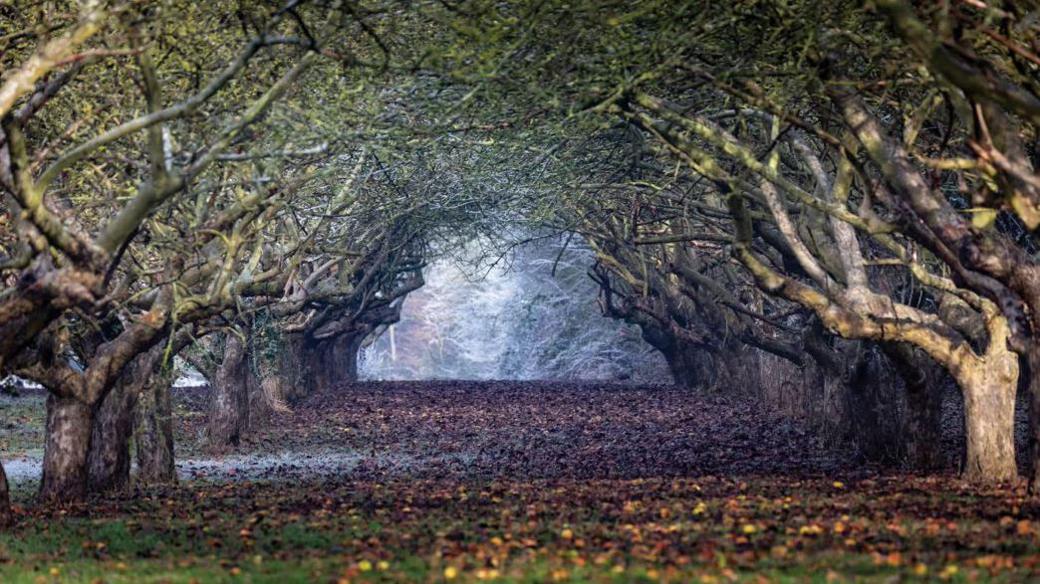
660, 341, 715, 390
208, 334, 249, 449
846, 347, 901, 465
305, 333, 363, 393
1027, 344, 1040, 489
716, 344, 762, 396
882, 343, 945, 471
902, 372, 945, 471
40, 394, 92, 503
86, 378, 136, 492
134, 368, 176, 484
0, 461, 11, 527
959, 357, 1020, 482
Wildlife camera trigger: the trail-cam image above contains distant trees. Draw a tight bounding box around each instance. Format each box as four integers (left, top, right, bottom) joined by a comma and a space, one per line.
362, 236, 669, 381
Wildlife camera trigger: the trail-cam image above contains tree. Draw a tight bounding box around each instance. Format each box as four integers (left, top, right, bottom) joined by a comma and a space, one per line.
0, 0, 427, 503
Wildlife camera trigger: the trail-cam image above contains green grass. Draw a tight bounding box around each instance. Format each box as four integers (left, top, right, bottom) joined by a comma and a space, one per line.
0, 476, 1036, 583
0, 392, 46, 458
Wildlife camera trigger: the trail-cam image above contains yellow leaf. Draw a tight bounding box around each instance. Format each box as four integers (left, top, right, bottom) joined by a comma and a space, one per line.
800, 524, 824, 536
444, 566, 459, 580
969, 207, 998, 229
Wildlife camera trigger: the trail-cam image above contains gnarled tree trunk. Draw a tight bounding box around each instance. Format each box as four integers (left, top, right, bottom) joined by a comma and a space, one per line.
666, 350, 714, 390
958, 355, 1020, 482
40, 394, 92, 503
274, 333, 307, 401
208, 334, 249, 449
716, 344, 764, 396
87, 344, 175, 491
845, 346, 902, 465
86, 378, 136, 492
134, 367, 176, 484
1027, 345, 1040, 490
638, 324, 714, 391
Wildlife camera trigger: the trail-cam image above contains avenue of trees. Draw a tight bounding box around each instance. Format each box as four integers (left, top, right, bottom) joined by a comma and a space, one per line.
4, 0, 1040, 524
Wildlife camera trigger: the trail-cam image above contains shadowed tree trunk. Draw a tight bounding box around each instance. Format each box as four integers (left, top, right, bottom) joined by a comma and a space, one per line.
208, 333, 249, 449
664, 344, 716, 390
134, 367, 176, 484
1028, 347, 1040, 489
0, 462, 11, 527
632, 320, 714, 390
845, 347, 902, 465
882, 343, 945, 471
40, 394, 92, 502
1019, 347, 1040, 488
303, 332, 363, 393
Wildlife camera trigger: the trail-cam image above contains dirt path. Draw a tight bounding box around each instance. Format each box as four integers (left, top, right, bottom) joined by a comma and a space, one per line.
4, 381, 856, 486
175, 380, 859, 480
6, 381, 860, 486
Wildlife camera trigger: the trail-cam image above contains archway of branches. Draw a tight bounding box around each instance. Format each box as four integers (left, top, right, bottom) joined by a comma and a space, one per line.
3, 1, 1040, 525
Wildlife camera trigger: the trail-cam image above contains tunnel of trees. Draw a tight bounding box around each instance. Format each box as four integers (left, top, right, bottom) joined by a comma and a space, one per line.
3, 0, 1040, 539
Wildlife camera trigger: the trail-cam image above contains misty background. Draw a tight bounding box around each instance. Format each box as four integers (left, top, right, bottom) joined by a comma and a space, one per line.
360, 239, 670, 382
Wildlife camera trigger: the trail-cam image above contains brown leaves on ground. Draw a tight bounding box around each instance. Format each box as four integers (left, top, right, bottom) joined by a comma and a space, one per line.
182, 380, 855, 480
14, 473, 1040, 582
7, 381, 1040, 581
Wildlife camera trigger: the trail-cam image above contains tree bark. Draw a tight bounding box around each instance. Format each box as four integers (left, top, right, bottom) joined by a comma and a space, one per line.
207, 334, 249, 449
1026, 345, 1040, 489
0, 461, 11, 527
715, 344, 763, 395
304, 332, 363, 393
134, 367, 176, 484
39, 394, 92, 503
672, 348, 717, 390
846, 347, 901, 465
86, 377, 136, 492
87, 344, 175, 491
959, 358, 1020, 482
882, 343, 945, 471
639, 324, 714, 391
